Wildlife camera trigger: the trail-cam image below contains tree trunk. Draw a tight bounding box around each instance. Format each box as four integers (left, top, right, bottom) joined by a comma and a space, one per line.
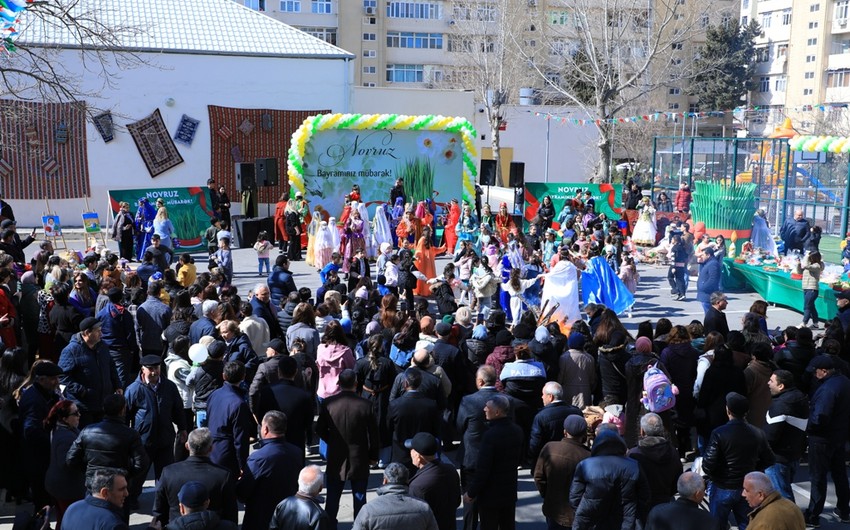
491, 117, 503, 186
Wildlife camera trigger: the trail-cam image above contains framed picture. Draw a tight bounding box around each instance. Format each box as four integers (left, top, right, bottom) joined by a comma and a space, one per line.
82, 212, 101, 233
42, 215, 61, 238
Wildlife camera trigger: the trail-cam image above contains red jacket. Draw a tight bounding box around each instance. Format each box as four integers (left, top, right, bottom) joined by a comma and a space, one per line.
674, 189, 692, 212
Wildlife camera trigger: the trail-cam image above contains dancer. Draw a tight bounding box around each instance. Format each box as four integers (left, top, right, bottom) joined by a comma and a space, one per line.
285, 200, 302, 261
444, 198, 461, 251
342, 206, 366, 273
413, 225, 445, 297
305, 209, 321, 267
373, 203, 393, 253
396, 205, 422, 249
494, 202, 516, 243
632, 197, 657, 246
134, 197, 156, 260
455, 202, 479, 253
314, 221, 334, 270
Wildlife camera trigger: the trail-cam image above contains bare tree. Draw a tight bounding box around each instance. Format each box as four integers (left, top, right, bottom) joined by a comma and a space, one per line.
442, 0, 532, 186
523, 0, 717, 182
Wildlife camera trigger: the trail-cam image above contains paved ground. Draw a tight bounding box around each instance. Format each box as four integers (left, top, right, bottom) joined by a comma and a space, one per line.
0, 231, 845, 529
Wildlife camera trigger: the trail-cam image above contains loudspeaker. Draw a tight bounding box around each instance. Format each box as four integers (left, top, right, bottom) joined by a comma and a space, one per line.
255, 157, 279, 187
480, 159, 497, 186
235, 163, 256, 192
509, 162, 525, 188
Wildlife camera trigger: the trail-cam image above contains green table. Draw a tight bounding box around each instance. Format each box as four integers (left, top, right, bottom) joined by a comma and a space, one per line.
722, 259, 838, 321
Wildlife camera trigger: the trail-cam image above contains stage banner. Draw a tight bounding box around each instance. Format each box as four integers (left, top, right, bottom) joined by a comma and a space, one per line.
300, 128, 466, 218
107, 187, 215, 251
524, 183, 624, 229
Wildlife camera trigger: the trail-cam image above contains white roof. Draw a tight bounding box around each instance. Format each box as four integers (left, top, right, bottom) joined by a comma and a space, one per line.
18, 0, 354, 59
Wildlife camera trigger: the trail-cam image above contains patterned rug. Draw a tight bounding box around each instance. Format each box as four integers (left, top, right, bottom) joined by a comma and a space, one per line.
127, 109, 184, 177
208, 105, 329, 204
0, 99, 90, 200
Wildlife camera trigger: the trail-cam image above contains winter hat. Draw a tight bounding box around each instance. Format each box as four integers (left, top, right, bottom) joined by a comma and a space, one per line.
563, 415, 588, 437
534, 326, 551, 344
365, 321, 381, 337
567, 333, 586, 350
635, 337, 653, 353
455, 306, 472, 327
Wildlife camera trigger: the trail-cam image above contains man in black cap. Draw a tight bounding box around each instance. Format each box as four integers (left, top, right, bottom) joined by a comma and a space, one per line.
164, 481, 237, 530
97, 286, 139, 388
124, 354, 187, 508
702, 392, 775, 529
533, 414, 590, 530
18, 361, 62, 508
407, 432, 461, 530
803, 355, 850, 526
59, 317, 122, 426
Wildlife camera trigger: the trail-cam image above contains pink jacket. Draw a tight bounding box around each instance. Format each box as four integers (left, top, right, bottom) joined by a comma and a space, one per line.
316, 342, 355, 398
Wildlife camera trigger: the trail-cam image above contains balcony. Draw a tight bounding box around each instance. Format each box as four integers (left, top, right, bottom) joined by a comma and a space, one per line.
833, 19, 850, 34
828, 53, 850, 71
825, 86, 850, 103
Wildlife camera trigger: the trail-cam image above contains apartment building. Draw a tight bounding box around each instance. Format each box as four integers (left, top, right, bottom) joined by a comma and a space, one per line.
741, 0, 850, 135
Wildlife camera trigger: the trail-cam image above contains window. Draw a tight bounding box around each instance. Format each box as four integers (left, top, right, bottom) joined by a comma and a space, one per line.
363, 66, 376, 74
668, 103, 680, 110
834, 39, 850, 54
777, 44, 788, 57
363, 16, 377, 24
311, 0, 332, 13
759, 76, 770, 92
700, 14, 710, 28
363, 82, 376, 87
721, 13, 731, 26
742, 0, 749, 7
808, 38, 818, 46
781, 9, 791, 25
363, 32, 376, 40
363, 0, 377, 8
386, 1, 442, 19
774, 75, 787, 92
243, 0, 265, 10
548, 10, 570, 25
761, 13, 771, 28
672, 42, 683, 50
804, 88, 814, 95
669, 87, 681, 95
301, 27, 338, 45
755, 47, 769, 62
689, 103, 700, 113
805, 72, 815, 79
550, 38, 575, 56
741, 15, 748, 26
810, 3, 820, 11
806, 55, 816, 62
809, 21, 819, 29
386, 64, 424, 83
280, 0, 301, 11
386, 32, 443, 49
364, 49, 376, 57
838, 0, 850, 20
828, 69, 850, 87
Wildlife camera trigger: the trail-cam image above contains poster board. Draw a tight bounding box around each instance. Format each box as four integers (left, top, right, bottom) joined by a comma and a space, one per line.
82, 212, 101, 233
42, 215, 61, 238
524, 183, 624, 229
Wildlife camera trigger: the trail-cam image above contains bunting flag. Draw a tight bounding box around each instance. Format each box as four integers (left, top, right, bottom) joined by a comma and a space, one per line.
534, 103, 850, 127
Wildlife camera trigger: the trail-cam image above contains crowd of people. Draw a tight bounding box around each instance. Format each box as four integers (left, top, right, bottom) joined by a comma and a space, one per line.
0, 178, 847, 530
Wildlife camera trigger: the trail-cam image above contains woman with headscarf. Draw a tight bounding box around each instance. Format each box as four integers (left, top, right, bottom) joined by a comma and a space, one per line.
342, 206, 366, 273
751, 208, 778, 255
134, 197, 156, 259
494, 202, 516, 243
327, 216, 341, 254
305, 209, 322, 267
285, 199, 302, 261
373, 203, 393, 253
314, 220, 334, 270
443, 198, 461, 252
396, 206, 422, 249
413, 225, 445, 297
455, 201, 478, 253
480, 203, 494, 230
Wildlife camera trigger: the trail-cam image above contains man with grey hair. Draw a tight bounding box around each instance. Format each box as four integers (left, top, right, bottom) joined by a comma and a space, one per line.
62, 468, 129, 529
270, 465, 331, 530
250, 283, 283, 340
780, 208, 810, 256
743, 471, 806, 529
645, 472, 719, 530
529, 381, 582, 463
352, 463, 438, 530
190, 300, 219, 344
703, 291, 729, 340
627, 412, 681, 510
154, 427, 238, 525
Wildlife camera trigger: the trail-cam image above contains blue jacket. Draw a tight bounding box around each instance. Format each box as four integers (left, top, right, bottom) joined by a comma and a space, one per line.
808, 372, 850, 444
236, 437, 304, 530
136, 296, 172, 352
224, 333, 260, 382
207, 383, 256, 478
268, 266, 297, 309
190, 316, 218, 345
18, 382, 59, 458
780, 217, 810, 251
251, 297, 282, 339
97, 302, 138, 353
125, 374, 187, 449
696, 258, 720, 303
59, 333, 121, 414
62, 495, 129, 530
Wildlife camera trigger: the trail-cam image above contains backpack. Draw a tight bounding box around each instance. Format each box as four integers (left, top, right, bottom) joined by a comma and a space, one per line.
399, 266, 418, 290
641, 362, 677, 413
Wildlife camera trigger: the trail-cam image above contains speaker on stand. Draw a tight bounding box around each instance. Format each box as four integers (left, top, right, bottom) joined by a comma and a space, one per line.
235, 163, 256, 193
255, 158, 279, 217
480, 159, 497, 212
510, 162, 525, 215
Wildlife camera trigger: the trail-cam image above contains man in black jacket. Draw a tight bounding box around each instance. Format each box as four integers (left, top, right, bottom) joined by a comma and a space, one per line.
645, 472, 720, 530
254, 356, 314, 451
269, 465, 331, 530
804, 355, 850, 526
165, 481, 237, 530
528, 382, 582, 464
387, 368, 440, 472
763, 369, 809, 503
702, 292, 729, 340
407, 432, 461, 530
153, 428, 237, 525
389, 351, 448, 411
18, 361, 62, 509
463, 394, 524, 530
627, 413, 681, 513
702, 392, 775, 529
251, 284, 283, 339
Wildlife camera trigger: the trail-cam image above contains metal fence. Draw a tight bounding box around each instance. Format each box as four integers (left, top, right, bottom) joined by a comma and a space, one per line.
650, 136, 850, 238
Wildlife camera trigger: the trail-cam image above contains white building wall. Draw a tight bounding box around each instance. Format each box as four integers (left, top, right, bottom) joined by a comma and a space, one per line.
12, 50, 351, 227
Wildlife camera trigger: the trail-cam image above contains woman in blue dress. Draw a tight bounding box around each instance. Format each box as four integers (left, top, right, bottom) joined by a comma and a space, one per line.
134, 197, 156, 260
455, 202, 479, 253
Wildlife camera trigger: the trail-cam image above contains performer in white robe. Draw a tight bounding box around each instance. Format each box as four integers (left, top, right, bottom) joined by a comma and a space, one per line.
751, 209, 778, 256
358, 202, 376, 258
314, 221, 334, 270
542, 253, 581, 326
373, 204, 393, 253
328, 216, 341, 254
